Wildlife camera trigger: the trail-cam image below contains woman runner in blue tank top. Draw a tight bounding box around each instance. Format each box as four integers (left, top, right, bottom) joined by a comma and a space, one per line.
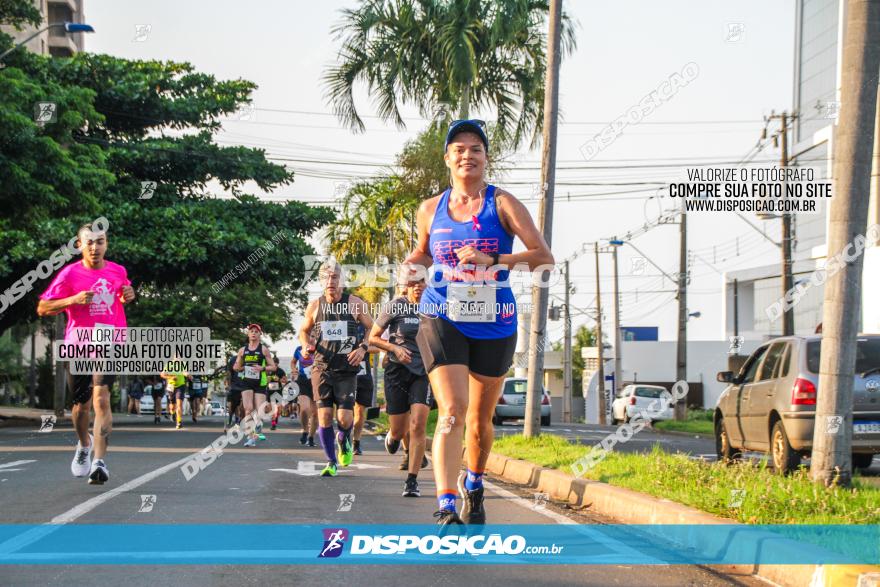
405, 120, 554, 525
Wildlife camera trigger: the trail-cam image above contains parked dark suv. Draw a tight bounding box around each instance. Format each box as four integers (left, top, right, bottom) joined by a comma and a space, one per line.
714, 335, 880, 473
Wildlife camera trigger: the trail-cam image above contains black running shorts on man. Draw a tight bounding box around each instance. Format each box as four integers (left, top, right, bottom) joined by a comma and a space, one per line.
416, 315, 516, 378
66, 371, 117, 405
312, 293, 361, 410
355, 351, 373, 407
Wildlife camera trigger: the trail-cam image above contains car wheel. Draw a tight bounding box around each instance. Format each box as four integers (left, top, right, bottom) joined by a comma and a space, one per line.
492, 414, 503, 426
541, 414, 551, 426
770, 421, 801, 474
852, 453, 876, 470
715, 418, 741, 463
623, 411, 630, 424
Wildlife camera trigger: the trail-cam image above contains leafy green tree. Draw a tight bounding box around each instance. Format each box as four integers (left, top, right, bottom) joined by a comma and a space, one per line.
1, 2, 333, 345
324, 0, 577, 148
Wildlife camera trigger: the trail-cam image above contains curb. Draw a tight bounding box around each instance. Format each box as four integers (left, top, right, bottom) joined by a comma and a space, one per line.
481, 451, 877, 587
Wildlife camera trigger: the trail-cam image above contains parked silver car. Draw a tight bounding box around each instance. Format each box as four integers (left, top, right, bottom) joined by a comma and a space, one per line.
493, 377, 551, 426
714, 335, 880, 473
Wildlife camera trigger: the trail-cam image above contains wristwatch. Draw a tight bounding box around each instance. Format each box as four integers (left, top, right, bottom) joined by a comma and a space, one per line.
490, 252, 500, 266
359, 342, 369, 352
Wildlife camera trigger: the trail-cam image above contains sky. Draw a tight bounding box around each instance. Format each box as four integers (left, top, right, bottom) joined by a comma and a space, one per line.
83, 0, 796, 356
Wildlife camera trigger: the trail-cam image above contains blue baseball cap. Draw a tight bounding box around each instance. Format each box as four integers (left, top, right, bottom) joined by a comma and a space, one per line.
444, 119, 489, 152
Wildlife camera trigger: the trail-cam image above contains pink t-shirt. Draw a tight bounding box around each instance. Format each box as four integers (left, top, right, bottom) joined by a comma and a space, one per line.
40, 260, 131, 342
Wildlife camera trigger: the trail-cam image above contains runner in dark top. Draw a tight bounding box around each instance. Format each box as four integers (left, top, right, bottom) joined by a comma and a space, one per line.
233, 324, 277, 446
352, 323, 375, 456
298, 261, 377, 477
292, 340, 317, 446
369, 265, 432, 497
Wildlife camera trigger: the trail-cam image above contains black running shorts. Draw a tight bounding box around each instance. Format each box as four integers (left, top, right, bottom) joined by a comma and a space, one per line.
312, 368, 356, 410
295, 374, 313, 401
355, 374, 373, 407
384, 362, 432, 415
416, 316, 517, 378
66, 371, 116, 405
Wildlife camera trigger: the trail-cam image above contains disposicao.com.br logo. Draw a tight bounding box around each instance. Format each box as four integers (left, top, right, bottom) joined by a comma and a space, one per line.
320, 528, 563, 557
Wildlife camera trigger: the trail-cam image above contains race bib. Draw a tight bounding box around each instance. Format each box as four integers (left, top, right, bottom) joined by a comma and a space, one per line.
447, 284, 495, 323
321, 320, 348, 341
268, 381, 280, 391
244, 365, 261, 379
302, 365, 312, 378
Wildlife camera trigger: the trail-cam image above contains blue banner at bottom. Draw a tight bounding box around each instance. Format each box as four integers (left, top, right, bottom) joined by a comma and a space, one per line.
0, 524, 877, 565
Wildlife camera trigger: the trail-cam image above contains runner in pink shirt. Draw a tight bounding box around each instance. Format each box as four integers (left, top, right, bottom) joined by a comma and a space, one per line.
37, 221, 135, 485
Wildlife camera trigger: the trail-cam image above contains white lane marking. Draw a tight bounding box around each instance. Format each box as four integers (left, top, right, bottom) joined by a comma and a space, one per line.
0, 460, 36, 470
0, 453, 194, 556
270, 461, 386, 476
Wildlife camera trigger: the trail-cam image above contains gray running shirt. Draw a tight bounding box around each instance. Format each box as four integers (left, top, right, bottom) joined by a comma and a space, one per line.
376, 296, 424, 375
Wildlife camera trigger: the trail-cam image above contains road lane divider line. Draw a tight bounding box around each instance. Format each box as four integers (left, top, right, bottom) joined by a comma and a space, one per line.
0, 452, 196, 556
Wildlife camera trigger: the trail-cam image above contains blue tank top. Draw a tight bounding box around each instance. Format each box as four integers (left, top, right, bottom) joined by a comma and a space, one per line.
419, 184, 517, 339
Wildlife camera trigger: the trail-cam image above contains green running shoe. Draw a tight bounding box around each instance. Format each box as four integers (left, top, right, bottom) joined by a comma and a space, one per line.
339, 436, 354, 467
320, 462, 338, 477
257, 433, 266, 441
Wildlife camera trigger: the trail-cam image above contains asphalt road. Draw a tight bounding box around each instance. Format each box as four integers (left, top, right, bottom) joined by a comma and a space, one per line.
0, 414, 766, 587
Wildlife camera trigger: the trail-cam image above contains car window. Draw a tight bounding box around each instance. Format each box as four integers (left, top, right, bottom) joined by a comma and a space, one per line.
807, 338, 880, 374
503, 380, 527, 395
740, 346, 769, 384
758, 343, 786, 382
777, 344, 791, 378
634, 387, 666, 398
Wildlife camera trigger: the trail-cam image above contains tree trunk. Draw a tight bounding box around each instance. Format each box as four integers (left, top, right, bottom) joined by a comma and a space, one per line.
810, 0, 880, 487
458, 85, 470, 120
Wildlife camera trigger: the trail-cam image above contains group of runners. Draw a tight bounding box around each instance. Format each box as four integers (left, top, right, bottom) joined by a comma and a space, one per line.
36, 118, 553, 523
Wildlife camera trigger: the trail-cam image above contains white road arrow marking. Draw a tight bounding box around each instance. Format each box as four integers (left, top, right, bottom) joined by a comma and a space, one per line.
0, 460, 36, 471
270, 461, 386, 476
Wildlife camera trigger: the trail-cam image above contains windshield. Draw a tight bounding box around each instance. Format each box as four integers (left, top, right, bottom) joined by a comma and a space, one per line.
807, 339, 880, 374
503, 380, 527, 395
634, 387, 667, 398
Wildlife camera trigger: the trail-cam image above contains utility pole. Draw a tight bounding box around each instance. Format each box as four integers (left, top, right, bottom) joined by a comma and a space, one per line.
811, 0, 880, 488
594, 243, 607, 425
524, 0, 562, 438
611, 241, 623, 397
562, 260, 572, 423
675, 206, 688, 421
768, 111, 796, 336
28, 329, 36, 408
53, 315, 65, 418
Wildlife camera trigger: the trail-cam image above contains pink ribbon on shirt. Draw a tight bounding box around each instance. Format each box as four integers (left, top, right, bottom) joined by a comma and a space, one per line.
471, 215, 481, 231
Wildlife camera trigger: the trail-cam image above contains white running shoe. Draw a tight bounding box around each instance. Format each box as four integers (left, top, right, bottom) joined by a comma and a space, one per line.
243, 437, 256, 447
71, 435, 93, 477
88, 458, 109, 485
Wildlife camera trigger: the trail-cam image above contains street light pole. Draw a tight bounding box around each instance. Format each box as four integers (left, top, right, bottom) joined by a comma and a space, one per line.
675, 206, 688, 421
523, 0, 562, 438
611, 241, 623, 396
594, 243, 607, 425
0, 22, 95, 63
562, 260, 572, 423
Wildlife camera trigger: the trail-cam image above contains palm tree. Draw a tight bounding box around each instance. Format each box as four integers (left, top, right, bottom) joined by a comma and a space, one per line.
324, 0, 577, 149
325, 178, 412, 304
